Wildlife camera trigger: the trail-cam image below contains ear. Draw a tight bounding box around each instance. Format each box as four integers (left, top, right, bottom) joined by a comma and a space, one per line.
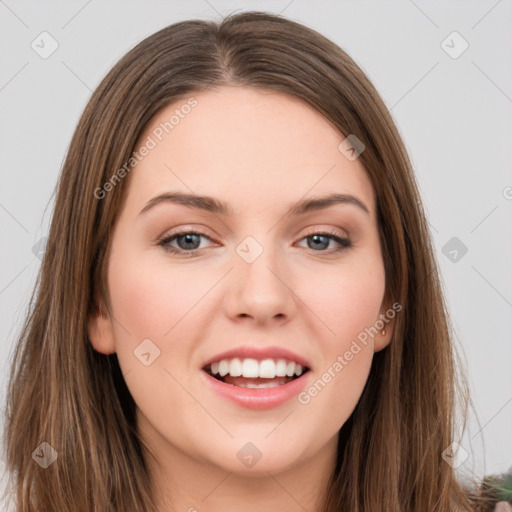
373, 303, 398, 353
88, 298, 116, 355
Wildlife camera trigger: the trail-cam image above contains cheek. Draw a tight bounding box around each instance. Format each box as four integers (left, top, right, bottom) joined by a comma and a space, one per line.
298, 278, 378, 432
106, 252, 204, 432
300, 342, 373, 436
107, 248, 217, 389
108, 251, 205, 341
303, 256, 385, 345
295, 258, 383, 421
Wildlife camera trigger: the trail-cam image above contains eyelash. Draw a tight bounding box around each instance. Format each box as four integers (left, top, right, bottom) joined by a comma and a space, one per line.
157, 229, 353, 257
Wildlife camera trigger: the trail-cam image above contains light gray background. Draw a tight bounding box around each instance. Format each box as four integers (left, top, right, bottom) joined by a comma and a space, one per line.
1, 0, 511, 501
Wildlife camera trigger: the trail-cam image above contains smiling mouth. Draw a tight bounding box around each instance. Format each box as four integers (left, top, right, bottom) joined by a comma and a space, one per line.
203, 357, 310, 388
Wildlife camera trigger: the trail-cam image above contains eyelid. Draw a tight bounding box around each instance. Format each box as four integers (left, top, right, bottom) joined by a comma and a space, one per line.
300, 225, 349, 239
156, 224, 217, 241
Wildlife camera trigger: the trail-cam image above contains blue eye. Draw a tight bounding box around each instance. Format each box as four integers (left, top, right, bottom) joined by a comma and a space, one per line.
159, 231, 212, 255
299, 232, 352, 252
158, 230, 352, 257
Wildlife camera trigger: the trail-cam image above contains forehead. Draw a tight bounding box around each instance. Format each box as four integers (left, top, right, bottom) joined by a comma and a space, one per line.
126, 86, 376, 217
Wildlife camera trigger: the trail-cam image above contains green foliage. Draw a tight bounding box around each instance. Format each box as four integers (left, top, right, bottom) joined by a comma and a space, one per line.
483, 466, 512, 504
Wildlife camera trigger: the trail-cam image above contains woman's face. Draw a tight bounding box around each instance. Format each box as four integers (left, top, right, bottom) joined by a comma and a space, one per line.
89, 86, 394, 477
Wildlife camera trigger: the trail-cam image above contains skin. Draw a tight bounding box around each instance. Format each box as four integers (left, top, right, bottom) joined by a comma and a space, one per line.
89, 86, 395, 512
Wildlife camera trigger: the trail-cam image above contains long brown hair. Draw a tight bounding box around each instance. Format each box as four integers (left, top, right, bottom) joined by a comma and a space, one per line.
2, 11, 490, 512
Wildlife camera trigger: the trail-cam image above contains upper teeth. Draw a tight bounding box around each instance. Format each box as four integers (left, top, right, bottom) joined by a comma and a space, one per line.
209, 358, 305, 379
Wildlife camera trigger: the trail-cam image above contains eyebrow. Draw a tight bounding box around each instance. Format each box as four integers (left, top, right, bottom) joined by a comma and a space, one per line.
139, 191, 371, 217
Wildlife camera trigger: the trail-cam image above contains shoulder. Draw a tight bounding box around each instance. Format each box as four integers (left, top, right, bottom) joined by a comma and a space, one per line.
494, 502, 512, 512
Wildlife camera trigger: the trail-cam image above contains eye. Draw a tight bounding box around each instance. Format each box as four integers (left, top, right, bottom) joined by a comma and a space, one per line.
296, 230, 353, 253
158, 231, 215, 256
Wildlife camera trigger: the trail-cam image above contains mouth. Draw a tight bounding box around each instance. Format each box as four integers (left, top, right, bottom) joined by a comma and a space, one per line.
202, 357, 311, 389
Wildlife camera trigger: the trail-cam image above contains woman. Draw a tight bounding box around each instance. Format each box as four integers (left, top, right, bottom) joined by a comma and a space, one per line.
1, 10, 496, 512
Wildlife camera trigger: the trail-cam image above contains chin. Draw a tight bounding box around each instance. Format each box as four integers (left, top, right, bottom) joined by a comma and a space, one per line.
200, 437, 311, 476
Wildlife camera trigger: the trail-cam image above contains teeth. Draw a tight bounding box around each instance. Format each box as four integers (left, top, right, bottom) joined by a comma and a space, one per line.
242, 358, 259, 378
229, 358, 242, 377
259, 359, 275, 378
275, 359, 287, 377
208, 357, 306, 379
218, 360, 229, 377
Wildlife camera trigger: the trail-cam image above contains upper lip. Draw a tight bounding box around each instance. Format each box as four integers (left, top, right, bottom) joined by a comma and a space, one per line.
202, 345, 312, 370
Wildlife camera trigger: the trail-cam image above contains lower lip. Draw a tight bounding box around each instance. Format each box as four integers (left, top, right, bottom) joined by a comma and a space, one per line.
201, 370, 312, 410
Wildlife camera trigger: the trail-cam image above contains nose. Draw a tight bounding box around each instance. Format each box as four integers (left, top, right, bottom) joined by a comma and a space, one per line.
223, 240, 296, 326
